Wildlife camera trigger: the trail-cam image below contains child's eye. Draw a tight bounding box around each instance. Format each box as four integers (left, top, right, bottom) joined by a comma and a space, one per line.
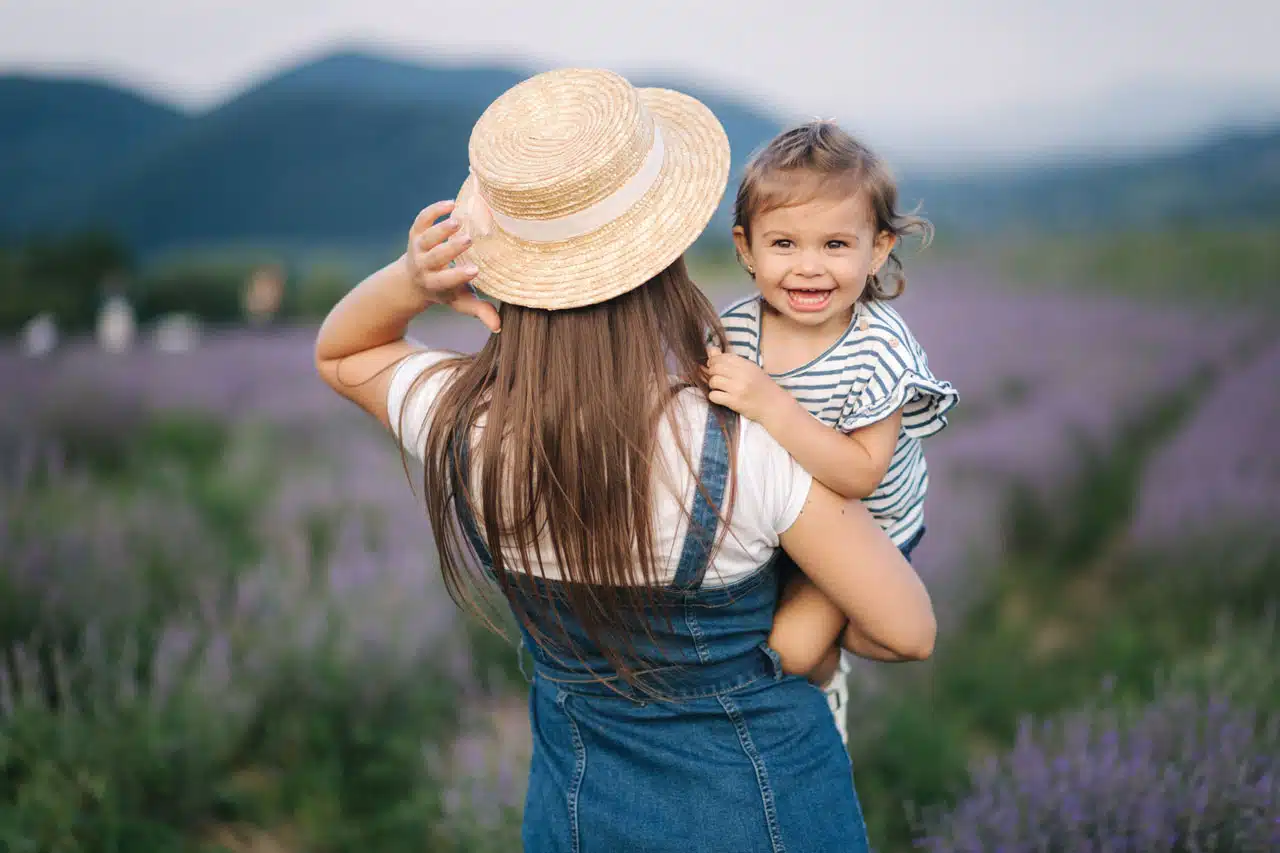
826, 240, 849, 250
771, 239, 794, 249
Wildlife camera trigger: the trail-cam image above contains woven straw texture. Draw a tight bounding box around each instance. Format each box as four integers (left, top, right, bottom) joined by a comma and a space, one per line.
454, 68, 730, 310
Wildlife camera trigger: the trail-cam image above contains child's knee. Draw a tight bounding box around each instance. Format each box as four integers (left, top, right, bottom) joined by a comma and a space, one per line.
808, 646, 841, 685
768, 626, 834, 676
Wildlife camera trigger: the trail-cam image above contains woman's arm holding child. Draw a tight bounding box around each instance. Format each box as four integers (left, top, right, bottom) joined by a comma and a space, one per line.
705, 348, 899, 499
768, 578, 923, 677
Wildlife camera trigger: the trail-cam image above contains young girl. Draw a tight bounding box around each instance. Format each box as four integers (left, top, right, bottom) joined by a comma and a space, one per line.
705, 121, 957, 744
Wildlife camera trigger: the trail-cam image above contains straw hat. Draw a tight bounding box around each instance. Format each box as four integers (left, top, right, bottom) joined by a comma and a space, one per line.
452, 68, 731, 310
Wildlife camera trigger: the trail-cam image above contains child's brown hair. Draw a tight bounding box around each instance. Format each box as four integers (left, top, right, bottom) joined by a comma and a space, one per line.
733, 121, 932, 301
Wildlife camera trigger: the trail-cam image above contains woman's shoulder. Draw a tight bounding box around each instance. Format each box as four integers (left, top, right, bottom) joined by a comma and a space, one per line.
665, 389, 812, 537
670, 387, 806, 487
387, 347, 467, 460
666, 386, 784, 458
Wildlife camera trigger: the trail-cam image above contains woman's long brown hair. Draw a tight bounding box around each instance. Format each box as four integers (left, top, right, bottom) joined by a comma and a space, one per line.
409, 256, 736, 688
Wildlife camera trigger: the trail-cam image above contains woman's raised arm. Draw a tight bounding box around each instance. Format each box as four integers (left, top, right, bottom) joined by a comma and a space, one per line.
314, 201, 498, 428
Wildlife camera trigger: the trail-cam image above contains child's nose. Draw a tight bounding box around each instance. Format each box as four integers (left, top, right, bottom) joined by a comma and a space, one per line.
796, 251, 824, 276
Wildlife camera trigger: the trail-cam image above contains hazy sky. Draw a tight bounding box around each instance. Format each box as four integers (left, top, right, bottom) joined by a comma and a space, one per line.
3, 0, 1279, 162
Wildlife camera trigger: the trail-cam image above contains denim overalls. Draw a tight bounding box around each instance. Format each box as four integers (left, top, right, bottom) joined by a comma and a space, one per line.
453, 408, 872, 852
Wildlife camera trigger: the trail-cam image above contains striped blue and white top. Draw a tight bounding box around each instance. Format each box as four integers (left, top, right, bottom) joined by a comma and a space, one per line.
720, 295, 958, 547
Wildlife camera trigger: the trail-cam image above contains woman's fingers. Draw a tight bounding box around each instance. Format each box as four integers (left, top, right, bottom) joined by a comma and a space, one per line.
414, 219, 463, 262
409, 200, 456, 240
418, 231, 473, 272
446, 290, 502, 334
429, 264, 480, 293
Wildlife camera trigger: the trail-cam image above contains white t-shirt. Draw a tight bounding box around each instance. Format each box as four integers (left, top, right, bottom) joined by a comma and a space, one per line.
386, 349, 813, 588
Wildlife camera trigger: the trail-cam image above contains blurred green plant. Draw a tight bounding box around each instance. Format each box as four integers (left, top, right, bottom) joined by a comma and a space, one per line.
997, 226, 1280, 309
0, 230, 134, 333
0, 405, 503, 851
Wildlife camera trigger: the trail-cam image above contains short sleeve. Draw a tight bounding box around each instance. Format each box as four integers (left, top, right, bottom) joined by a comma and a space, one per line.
737, 416, 814, 535
718, 296, 763, 362
387, 349, 460, 462
836, 312, 958, 438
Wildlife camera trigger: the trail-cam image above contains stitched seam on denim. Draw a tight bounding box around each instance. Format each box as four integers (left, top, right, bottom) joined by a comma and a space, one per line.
759, 644, 785, 681
718, 694, 787, 853
689, 553, 783, 604
556, 690, 586, 853
547, 671, 766, 702
683, 599, 713, 665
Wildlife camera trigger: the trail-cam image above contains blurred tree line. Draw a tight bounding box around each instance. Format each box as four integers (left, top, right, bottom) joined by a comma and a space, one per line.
0, 230, 358, 334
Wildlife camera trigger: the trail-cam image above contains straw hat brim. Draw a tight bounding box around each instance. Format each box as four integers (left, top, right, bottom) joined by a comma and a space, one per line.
455, 88, 730, 311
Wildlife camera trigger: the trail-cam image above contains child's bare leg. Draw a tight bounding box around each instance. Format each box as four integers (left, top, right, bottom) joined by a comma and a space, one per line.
810, 646, 841, 685
769, 573, 845, 682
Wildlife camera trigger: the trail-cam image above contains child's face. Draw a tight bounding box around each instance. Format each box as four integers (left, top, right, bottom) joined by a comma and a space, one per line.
734, 190, 895, 332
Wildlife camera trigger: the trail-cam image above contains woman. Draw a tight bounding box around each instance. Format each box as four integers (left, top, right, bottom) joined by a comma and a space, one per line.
316, 68, 935, 853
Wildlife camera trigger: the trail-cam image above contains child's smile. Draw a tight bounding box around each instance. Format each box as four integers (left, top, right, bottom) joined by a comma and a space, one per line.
734, 188, 895, 340
783, 286, 840, 315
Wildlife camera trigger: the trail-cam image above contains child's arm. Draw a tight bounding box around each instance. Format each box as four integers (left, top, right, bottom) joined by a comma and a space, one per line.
706, 348, 900, 499
765, 401, 901, 500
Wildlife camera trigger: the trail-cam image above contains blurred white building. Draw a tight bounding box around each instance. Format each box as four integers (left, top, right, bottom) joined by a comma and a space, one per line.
97, 294, 136, 353
152, 313, 202, 353
20, 312, 58, 357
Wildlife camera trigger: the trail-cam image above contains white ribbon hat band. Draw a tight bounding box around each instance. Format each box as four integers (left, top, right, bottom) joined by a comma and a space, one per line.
465, 128, 666, 244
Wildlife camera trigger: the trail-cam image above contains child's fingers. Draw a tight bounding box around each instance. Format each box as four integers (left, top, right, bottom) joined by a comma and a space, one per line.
707, 374, 733, 392
707, 389, 731, 408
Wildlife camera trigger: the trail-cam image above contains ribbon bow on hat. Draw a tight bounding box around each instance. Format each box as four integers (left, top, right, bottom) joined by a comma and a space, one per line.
452, 175, 496, 241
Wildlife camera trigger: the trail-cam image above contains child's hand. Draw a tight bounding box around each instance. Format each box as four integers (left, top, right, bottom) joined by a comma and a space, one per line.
705, 347, 790, 425
405, 200, 501, 333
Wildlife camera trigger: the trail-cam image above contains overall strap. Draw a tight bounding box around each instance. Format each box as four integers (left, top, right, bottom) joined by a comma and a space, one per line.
670, 406, 733, 590
450, 406, 734, 591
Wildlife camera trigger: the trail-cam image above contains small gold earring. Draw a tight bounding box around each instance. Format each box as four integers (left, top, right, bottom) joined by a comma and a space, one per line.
746, 265, 755, 275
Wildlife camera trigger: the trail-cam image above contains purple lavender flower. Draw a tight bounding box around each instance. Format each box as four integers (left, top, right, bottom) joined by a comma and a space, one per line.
1128, 338, 1280, 556
917, 690, 1280, 852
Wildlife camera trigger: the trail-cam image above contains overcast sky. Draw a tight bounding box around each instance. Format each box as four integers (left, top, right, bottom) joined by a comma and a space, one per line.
3, 0, 1279, 164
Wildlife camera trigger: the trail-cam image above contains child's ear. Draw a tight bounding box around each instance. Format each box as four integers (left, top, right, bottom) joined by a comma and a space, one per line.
871, 230, 896, 276
732, 226, 754, 275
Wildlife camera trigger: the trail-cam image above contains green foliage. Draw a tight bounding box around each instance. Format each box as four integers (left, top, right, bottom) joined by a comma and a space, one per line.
130, 260, 255, 326
997, 226, 1280, 309
0, 230, 133, 332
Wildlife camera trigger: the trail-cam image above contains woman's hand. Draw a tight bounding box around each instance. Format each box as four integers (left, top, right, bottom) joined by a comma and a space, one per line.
406, 200, 501, 334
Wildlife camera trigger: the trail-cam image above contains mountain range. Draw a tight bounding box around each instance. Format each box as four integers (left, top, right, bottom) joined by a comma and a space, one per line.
2, 50, 1278, 257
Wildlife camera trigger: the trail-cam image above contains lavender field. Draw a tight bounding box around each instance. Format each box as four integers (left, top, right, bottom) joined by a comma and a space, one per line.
2, 263, 1277, 851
